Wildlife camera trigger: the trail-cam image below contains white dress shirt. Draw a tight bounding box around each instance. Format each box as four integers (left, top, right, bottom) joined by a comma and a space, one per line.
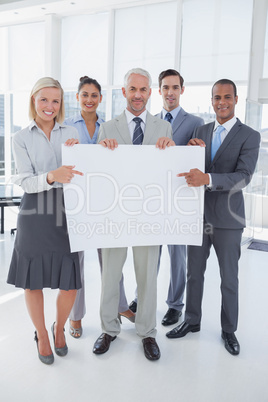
124, 109, 147, 141
12, 120, 79, 194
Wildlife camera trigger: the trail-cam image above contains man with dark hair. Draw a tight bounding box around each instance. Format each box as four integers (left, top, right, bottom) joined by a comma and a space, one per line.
128, 69, 204, 327
166, 79, 260, 356
158, 68, 184, 88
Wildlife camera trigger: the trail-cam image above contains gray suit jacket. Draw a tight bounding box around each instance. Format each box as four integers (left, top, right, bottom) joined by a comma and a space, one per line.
98, 110, 172, 144
193, 119, 260, 229
156, 108, 204, 145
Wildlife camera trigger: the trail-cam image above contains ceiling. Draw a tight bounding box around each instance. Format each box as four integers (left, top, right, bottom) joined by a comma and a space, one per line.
0, 0, 167, 25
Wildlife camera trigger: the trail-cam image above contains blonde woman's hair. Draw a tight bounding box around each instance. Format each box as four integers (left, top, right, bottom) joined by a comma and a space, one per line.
29, 77, 65, 123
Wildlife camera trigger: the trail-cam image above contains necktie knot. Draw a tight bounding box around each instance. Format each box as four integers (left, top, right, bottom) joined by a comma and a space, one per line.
132, 117, 144, 145
211, 125, 225, 160
165, 112, 173, 123
133, 117, 142, 125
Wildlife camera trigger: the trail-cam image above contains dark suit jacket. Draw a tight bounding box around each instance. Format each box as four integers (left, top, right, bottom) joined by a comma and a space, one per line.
156, 108, 204, 145
193, 119, 260, 229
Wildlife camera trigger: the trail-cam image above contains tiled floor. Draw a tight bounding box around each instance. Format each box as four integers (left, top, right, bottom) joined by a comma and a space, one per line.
1, 207, 268, 402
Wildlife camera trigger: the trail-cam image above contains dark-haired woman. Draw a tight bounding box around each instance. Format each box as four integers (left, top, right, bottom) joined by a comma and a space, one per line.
64, 76, 135, 339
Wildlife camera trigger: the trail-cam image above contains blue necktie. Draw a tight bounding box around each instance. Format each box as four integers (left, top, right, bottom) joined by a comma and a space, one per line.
211, 125, 225, 160
165, 112, 173, 124
132, 117, 144, 145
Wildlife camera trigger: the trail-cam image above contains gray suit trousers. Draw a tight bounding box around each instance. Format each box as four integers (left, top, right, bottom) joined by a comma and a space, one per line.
69, 250, 129, 321
185, 226, 243, 332
161, 244, 186, 310
100, 246, 159, 338
133, 244, 186, 311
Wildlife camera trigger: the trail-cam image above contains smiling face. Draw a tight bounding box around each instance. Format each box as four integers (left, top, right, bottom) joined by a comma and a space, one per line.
159, 75, 184, 111
33, 87, 61, 125
212, 84, 238, 124
76, 83, 102, 115
122, 73, 151, 116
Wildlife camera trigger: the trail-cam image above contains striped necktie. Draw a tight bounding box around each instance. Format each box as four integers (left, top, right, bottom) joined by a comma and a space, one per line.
211, 125, 225, 160
132, 117, 144, 145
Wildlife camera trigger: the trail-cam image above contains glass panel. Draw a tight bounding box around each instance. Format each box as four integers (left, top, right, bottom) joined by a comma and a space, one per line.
9, 22, 45, 90
250, 103, 268, 240
64, 90, 107, 121
11, 92, 29, 132
112, 89, 126, 119
263, 7, 268, 78
0, 94, 4, 176
181, 0, 253, 82
113, 2, 177, 85
242, 100, 264, 242
61, 13, 109, 89
10, 92, 29, 175
0, 28, 5, 90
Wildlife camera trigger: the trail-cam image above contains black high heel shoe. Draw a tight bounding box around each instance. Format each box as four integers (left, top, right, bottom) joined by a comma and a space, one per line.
51, 322, 68, 356
34, 331, 54, 365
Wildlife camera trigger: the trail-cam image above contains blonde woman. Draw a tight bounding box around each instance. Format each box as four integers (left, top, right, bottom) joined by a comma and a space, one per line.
7, 77, 83, 365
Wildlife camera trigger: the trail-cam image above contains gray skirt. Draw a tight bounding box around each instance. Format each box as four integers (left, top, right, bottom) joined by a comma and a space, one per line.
7, 188, 82, 291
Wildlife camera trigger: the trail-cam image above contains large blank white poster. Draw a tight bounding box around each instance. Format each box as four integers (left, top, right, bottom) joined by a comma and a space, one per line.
62, 145, 205, 252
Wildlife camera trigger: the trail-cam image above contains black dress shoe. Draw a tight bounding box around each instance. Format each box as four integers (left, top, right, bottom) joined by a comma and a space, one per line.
129, 300, 137, 313
166, 321, 200, 338
93, 333, 116, 354
162, 308, 182, 326
142, 337, 161, 361
221, 331, 240, 355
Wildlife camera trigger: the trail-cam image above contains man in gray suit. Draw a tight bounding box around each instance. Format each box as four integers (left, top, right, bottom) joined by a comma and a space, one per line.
166, 79, 260, 355
93, 68, 174, 361
129, 69, 204, 327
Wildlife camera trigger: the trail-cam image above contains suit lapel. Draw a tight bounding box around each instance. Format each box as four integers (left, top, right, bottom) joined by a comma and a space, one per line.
210, 120, 242, 165
143, 112, 158, 145
172, 108, 187, 135
115, 112, 132, 144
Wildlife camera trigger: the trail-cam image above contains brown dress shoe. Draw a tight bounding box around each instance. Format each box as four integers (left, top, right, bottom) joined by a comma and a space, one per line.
93, 333, 116, 354
142, 337, 161, 361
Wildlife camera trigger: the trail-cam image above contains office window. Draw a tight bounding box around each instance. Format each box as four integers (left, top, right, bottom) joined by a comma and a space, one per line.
0, 95, 4, 176
263, 7, 268, 78
9, 22, 45, 90
113, 2, 177, 85
112, 89, 126, 119
181, 0, 253, 82
0, 28, 6, 90
61, 13, 109, 89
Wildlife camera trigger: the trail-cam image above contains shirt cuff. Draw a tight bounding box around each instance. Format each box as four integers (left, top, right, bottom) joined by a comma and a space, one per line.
206, 173, 212, 189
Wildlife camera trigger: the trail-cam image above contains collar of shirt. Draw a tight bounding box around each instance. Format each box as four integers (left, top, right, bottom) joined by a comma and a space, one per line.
70, 112, 103, 125
125, 109, 147, 140
162, 105, 181, 122
214, 116, 237, 142
29, 120, 63, 133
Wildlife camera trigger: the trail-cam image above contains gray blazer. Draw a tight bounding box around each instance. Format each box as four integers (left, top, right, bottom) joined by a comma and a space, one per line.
193, 119, 260, 229
98, 110, 172, 144
156, 108, 204, 145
